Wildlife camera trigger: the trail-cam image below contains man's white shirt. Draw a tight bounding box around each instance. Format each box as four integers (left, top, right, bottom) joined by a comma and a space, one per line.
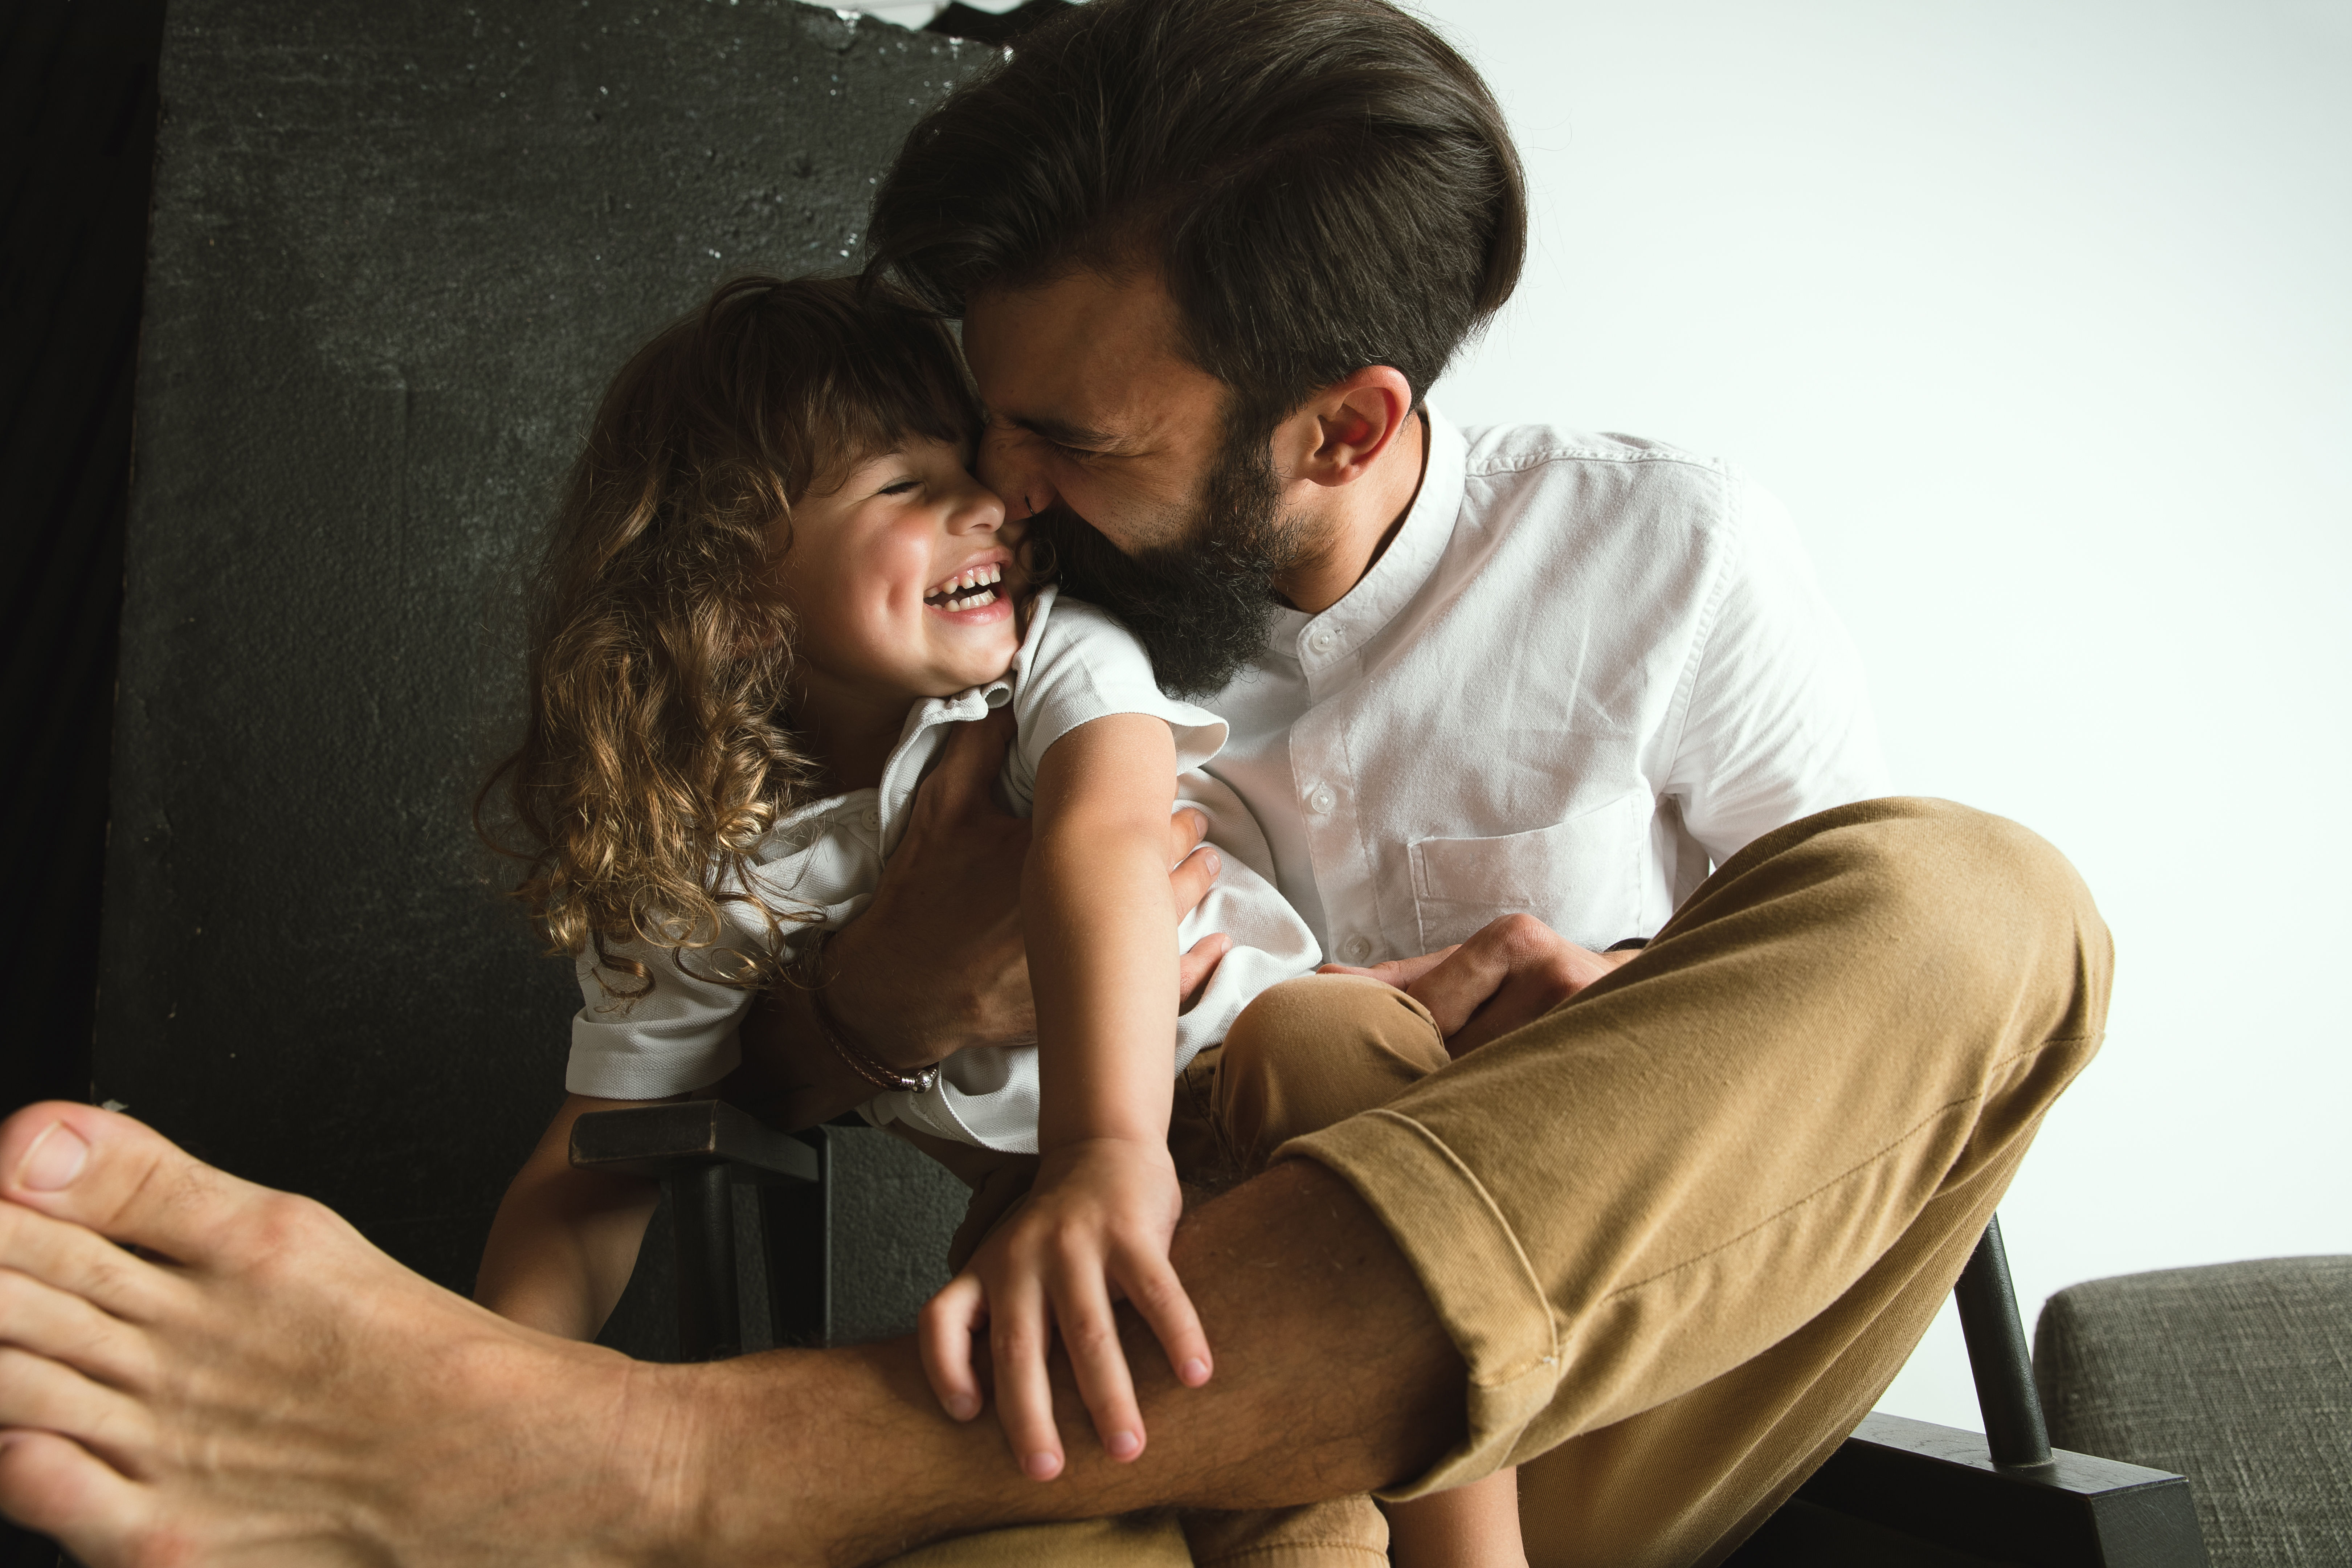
1205, 412, 1888, 965
562, 412, 1884, 1146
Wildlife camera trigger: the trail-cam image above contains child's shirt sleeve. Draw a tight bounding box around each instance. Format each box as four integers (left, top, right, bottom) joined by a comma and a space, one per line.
997, 589, 1228, 811
564, 820, 871, 1101
858, 588, 1322, 1155
564, 931, 760, 1100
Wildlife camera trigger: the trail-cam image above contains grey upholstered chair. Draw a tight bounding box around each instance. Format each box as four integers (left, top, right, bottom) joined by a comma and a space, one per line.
2036, 1256, 2352, 1568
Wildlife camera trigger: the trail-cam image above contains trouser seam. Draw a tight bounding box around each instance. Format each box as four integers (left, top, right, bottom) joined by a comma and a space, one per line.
1191, 1549, 1391, 1567
1598, 1032, 2100, 1309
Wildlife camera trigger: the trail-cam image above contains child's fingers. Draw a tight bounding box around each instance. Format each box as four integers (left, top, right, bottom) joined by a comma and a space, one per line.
1048, 1259, 1147, 1463
987, 1270, 1066, 1481
918, 1274, 989, 1422
1115, 1241, 1213, 1391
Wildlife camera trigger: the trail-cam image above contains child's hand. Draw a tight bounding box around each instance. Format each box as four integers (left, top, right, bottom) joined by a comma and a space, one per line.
918, 1137, 1212, 1478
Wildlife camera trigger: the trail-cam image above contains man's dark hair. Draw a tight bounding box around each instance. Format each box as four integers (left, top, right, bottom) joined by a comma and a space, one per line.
866, 0, 1527, 433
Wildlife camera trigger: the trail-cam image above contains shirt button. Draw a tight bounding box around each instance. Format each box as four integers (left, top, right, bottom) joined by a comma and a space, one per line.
1340, 935, 1374, 964
1305, 783, 1337, 815
1307, 625, 1338, 655
859, 804, 881, 832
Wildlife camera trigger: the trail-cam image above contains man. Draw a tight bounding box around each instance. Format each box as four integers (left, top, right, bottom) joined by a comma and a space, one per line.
0, 1, 2110, 1564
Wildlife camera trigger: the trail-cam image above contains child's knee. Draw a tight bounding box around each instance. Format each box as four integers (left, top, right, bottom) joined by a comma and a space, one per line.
1219, 974, 1449, 1157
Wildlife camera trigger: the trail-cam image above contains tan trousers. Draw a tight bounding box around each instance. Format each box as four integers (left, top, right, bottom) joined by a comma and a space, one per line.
888, 798, 2112, 1568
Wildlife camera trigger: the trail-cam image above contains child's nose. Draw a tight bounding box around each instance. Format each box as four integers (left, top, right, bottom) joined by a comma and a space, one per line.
952, 478, 1008, 534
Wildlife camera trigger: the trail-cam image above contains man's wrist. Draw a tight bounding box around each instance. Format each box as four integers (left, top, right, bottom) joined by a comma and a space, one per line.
807, 965, 939, 1094
805, 925, 952, 1073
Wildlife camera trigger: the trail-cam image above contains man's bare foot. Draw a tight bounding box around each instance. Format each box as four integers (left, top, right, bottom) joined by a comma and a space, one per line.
0, 1101, 1462, 1566
0, 1102, 739, 1566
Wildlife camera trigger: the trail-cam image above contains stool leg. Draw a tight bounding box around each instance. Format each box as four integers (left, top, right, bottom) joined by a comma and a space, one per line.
1954, 1214, 2053, 1470
668, 1161, 741, 1361
759, 1130, 830, 1348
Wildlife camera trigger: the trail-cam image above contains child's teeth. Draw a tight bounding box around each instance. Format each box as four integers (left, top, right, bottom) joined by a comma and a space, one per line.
931, 565, 1004, 604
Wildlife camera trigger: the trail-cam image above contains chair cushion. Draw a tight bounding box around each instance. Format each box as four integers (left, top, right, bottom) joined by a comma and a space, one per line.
2034, 1255, 2352, 1567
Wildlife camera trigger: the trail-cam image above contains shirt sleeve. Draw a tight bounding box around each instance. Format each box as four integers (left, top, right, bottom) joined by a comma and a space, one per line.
1001, 592, 1229, 813
1661, 472, 1891, 864
564, 931, 755, 1100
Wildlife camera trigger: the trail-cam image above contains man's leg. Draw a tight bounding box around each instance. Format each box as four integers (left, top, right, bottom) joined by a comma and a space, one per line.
0, 797, 2106, 1567
0, 1106, 1462, 1567
1283, 798, 2110, 1567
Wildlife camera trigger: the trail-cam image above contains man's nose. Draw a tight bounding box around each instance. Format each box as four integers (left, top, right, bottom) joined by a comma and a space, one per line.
976, 427, 1057, 521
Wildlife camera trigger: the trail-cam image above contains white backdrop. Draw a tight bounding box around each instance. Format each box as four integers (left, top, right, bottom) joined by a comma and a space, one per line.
1408, 0, 2352, 1429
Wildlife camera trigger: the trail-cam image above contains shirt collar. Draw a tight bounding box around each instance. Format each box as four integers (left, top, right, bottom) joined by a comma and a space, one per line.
1289, 407, 1467, 669
868, 587, 1043, 843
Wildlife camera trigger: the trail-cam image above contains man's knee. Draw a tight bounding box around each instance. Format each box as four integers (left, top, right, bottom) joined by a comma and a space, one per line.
1725, 797, 2098, 940
1713, 797, 2113, 1043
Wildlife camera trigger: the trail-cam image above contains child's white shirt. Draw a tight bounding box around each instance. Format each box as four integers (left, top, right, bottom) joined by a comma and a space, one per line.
562, 585, 1323, 1153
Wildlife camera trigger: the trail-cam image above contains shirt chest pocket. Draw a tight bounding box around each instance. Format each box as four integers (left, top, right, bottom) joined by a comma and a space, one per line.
1408, 793, 1645, 955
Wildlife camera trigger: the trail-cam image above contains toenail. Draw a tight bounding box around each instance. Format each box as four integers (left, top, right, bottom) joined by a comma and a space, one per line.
17, 1123, 90, 1192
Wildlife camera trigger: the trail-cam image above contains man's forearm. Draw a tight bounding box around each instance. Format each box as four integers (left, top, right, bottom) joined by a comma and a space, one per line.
665, 1158, 1466, 1564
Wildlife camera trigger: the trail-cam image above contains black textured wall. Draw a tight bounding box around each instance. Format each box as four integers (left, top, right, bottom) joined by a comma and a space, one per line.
96, 0, 985, 1352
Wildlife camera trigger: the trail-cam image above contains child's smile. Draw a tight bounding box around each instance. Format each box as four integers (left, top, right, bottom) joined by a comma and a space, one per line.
923, 560, 1007, 617
775, 437, 1024, 719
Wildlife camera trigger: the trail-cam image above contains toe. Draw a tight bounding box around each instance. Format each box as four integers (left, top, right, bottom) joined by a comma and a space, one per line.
0, 1266, 159, 1390
0, 1204, 179, 1331
0, 1428, 151, 1565
0, 1347, 153, 1477
1, 1104, 269, 1270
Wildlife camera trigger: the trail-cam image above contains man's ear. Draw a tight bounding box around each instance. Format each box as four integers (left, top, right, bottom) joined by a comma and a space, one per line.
1283, 366, 1416, 489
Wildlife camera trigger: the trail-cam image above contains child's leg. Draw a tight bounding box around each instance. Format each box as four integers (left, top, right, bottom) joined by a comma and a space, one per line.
1383, 1469, 1530, 1568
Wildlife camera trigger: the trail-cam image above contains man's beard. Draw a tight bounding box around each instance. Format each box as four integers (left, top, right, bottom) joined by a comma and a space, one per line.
1025, 426, 1306, 699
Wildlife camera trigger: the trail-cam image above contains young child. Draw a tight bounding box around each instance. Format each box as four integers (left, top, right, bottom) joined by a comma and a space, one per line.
472, 274, 1527, 1567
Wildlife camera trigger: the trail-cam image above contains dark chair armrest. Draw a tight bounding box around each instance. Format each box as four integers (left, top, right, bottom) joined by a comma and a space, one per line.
568, 1098, 820, 1184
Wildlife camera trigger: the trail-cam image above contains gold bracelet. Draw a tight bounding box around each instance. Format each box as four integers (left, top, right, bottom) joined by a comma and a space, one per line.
800, 931, 939, 1094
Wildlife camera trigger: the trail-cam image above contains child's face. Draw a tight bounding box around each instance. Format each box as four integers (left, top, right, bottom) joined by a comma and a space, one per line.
775, 436, 1021, 708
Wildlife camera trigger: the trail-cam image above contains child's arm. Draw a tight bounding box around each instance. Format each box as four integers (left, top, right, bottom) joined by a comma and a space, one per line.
919, 712, 1214, 1479
475, 1092, 676, 1340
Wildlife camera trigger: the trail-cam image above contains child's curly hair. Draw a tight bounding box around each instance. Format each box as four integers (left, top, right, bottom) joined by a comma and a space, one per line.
480, 274, 979, 998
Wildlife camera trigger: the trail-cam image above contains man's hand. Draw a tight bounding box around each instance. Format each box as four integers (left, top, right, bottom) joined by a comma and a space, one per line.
740, 708, 1231, 1066
1320, 914, 1639, 1055
916, 1138, 1212, 1480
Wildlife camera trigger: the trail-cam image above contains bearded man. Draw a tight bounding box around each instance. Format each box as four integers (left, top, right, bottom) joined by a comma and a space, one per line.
0, 1, 2108, 1564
